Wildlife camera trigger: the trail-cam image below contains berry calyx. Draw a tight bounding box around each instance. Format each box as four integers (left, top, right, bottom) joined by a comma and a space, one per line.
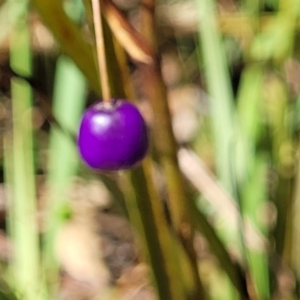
77, 99, 149, 170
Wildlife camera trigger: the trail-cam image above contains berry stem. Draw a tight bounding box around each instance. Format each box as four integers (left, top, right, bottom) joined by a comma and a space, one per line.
91, 0, 111, 103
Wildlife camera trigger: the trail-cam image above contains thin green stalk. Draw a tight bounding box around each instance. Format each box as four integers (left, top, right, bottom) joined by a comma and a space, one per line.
140, 1, 206, 299
236, 64, 270, 299
241, 158, 270, 300
8, 13, 44, 300
122, 159, 187, 300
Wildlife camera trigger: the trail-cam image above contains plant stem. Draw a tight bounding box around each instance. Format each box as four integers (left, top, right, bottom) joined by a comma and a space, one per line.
140, 1, 206, 298
91, 0, 111, 102
122, 160, 187, 300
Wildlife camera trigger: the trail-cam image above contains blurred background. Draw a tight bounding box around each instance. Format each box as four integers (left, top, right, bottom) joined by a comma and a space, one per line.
0, 0, 300, 299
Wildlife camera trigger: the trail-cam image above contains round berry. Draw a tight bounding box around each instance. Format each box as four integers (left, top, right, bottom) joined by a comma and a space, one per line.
77, 99, 149, 170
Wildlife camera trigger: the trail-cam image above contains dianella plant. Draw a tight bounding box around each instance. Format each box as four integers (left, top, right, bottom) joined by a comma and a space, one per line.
0, 0, 300, 299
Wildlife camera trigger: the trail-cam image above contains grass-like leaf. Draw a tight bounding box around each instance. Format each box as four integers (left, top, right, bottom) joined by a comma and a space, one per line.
31, 0, 100, 95
6, 12, 46, 300
43, 55, 86, 295
241, 157, 270, 299
195, 0, 236, 195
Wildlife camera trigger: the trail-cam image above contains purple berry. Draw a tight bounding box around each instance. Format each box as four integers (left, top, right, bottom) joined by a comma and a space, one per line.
77, 99, 149, 170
